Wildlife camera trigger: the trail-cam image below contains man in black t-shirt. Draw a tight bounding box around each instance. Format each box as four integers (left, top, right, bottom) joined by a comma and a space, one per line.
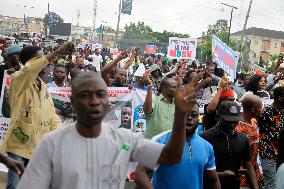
201, 101, 259, 189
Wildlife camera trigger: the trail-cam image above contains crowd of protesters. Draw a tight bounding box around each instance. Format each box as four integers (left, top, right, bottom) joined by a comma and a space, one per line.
0, 37, 283, 189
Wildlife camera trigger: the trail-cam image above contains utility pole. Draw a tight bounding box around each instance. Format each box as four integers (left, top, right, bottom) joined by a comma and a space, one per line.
115, 0, 122, 47
92, 0, 97, 42
47, 3, 50, 36
239, 0, 253, 70
76, 9, 80, 27
221, 3, 238, 44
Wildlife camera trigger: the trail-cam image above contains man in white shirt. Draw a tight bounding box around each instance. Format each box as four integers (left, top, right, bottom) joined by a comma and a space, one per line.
91, 48, 103, 72
17, 71, 211, 189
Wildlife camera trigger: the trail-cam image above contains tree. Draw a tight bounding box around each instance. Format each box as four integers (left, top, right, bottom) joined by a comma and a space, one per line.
152, 30, 189, 46
198, 19, 237, 61
123, 22, 189, 46
43, 12, 64, 35
266, 53, 279, 70
123, 22, 154, 40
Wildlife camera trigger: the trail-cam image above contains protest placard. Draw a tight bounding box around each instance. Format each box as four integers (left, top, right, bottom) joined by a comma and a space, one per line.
145, 44, 157, 54
168, 37, 197, 59
212, 35, 238, 78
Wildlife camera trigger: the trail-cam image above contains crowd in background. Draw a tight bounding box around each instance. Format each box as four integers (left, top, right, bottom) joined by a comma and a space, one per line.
0, 37, 283, 189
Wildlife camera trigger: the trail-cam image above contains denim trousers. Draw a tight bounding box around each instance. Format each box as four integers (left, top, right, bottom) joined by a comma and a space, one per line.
261, 157, 276, 189
6, 152, 29, 189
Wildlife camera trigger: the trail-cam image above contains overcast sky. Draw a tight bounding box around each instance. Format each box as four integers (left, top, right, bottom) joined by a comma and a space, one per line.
1, 0, 284, 37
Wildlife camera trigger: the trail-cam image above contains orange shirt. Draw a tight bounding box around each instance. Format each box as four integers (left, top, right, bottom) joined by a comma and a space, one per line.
235, 118, 262, 187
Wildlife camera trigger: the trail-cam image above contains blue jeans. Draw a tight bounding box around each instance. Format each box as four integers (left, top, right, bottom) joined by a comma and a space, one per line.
261, 157, 276, 189
6, 152, 29, 189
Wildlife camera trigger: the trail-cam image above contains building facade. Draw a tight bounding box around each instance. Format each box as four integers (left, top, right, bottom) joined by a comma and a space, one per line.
231, 27, 284, 62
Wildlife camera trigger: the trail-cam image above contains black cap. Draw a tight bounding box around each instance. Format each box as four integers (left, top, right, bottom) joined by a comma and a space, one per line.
217, 101, 243, 122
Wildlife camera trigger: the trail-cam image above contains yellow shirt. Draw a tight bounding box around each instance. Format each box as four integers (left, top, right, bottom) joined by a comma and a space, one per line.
1, 56, 61, 159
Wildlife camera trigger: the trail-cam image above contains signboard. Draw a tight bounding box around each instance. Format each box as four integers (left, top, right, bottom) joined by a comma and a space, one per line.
212, 35, 238, 78
121, 0, 133, 15
49, 23, 71, 36
145, 44, 157, 54
251, 64, 266, 75
168, 37, 197, 59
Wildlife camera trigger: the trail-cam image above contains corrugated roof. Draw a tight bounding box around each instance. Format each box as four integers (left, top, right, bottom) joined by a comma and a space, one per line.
231, 27, 284, 40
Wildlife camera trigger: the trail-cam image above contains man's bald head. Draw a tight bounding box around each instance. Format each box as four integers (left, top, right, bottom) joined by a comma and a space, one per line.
242, 94, 262, 111
71, 72, 107, 92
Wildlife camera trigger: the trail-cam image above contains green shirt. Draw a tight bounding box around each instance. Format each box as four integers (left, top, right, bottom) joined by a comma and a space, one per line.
144, 95, 175, 139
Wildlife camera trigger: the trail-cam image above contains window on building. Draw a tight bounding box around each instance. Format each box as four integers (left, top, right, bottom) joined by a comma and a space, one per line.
275, 43, 278, 48
255, 40, 258, 45
281, 42, 284, 48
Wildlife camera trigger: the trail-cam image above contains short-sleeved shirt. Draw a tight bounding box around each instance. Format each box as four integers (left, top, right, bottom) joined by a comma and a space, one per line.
236, 119, 262, 186
201, 127, 251, 189
17, 123, 164, 189
144, 95, 175, 139
91, 54, 103, 71
152, 131, 216, 189
258, 105, 284, 160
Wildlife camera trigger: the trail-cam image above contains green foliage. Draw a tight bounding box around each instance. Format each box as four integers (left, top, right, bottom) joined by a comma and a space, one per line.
123, 22, 154, 40
266, 54, 280, 71
152, 30, 189, 46
269, 54, 278, 62
198, 19, 237, 61
201, 19, 229, 42
42, 12, 64, 35
43, 12, 64, 28
123, 22, 189, 46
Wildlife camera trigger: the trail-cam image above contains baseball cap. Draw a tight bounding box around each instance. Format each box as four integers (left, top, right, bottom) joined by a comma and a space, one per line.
217, 101, 243, 122
149, 64, 160, 73
7, 44, 21, 56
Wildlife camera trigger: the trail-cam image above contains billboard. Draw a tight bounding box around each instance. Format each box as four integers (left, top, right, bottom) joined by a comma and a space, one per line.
49, 23, 71, 36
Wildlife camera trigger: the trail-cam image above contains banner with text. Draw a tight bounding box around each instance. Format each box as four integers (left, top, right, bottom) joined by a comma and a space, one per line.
212, 35, 238, 78
168, 37, 197, 59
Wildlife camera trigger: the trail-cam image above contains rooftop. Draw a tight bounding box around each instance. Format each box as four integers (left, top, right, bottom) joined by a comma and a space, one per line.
231, 27, 284, 40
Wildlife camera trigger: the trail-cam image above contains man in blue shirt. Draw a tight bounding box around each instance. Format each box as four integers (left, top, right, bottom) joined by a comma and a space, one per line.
134, 104, 221, 189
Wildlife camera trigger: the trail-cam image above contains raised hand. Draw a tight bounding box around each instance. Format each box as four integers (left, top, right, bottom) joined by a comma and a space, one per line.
175, 69, 211, 113
143, 72, 152, 85
57, 42, 75, 55
118, 50, 129, 60
218, 76, 228, 91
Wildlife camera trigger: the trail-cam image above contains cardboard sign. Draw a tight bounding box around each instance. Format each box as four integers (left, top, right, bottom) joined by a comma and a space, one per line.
212, 35, 238, 78
168, 37, 197, 59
